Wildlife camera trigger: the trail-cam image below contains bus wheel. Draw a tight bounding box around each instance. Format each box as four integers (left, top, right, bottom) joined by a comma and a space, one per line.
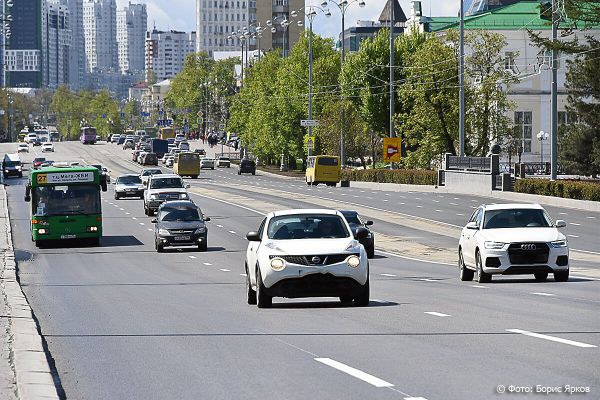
89, 238, 100, 246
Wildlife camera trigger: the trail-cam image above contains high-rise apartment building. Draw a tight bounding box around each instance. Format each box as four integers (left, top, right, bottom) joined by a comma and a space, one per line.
117, 2, 147, 74
63, 0, 85, 90
83, 0, 118, 72
195, 0, 252, 55
255, 0, 303, 57
2, 0, 43, 88
42, 0, 72, 88
146, 29, 196, 81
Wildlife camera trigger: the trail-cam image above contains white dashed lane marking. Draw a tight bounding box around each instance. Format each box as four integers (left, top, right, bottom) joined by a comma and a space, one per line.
471, 285, 488, 289
424, 312, 451, 317
531, 292, 555, 297
380, 273, 397, 277
568, 235, 580, 238
203, 262, 212, 266
189, 256, 197, 259
314, 358, 394, 388
220, 268, 230, 272
228, 230, 237, 234
506, 329, 596, 348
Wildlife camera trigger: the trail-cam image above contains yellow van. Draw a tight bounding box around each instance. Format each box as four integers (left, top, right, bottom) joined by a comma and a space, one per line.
305, 155, 341, 187
173, 152, 200, 178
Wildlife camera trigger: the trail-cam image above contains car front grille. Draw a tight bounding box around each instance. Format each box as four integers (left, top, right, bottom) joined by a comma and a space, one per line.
169, 229, 195, 234
158, 192, 180, 200
269, 254, 358, 266
508, 243, 549, 264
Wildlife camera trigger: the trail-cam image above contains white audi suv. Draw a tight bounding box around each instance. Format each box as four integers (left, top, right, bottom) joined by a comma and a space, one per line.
458, 203, 569, 283
245, 209, 370, 308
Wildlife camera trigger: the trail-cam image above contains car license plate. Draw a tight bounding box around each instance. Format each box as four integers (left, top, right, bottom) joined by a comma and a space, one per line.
127, 188, 136, 191
60, 234, 76, 239
174, 236, 191, 241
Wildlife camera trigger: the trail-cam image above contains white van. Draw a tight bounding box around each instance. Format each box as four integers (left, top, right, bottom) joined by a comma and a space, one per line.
2, 153, 22, 178
26, 133, 38, 143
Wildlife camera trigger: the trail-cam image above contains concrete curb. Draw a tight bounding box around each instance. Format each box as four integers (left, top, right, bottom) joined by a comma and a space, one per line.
0, 185, 60, 400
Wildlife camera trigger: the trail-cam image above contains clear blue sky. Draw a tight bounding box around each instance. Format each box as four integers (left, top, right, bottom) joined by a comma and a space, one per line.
117, 0, 458, 40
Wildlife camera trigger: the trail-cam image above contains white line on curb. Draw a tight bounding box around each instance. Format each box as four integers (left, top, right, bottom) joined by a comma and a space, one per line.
506, 329, 597, 348
314, 358, 394, 388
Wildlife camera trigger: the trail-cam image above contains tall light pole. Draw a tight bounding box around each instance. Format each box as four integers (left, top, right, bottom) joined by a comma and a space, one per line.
321, 0, 366, 167
227, 33, 246, 89
459, 0, 465, 157
550, 0, 558, 180
389, 0, 394, 142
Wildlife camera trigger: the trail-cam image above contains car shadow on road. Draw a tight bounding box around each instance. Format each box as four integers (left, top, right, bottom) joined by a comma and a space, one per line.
37, 236, 144, 249
487, 277, 593, 284
269, 300, 403, 309
162, 246, 227, 253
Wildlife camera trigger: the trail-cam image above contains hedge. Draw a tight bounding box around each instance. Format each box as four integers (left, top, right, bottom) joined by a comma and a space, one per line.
515, 179, 600, 202
341, 169, 437, 185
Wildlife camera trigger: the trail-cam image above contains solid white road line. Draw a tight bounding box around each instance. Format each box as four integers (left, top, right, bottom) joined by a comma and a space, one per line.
506, 329, 597, 348
314, 358, 394, 388
404, 397, 428, 400
424, 312, 451, 317
531, 292, 555, 297
376, 249, 455, 267
380, 273, 397, 277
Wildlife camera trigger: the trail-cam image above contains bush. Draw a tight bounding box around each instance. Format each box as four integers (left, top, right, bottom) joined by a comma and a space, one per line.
515, 179, 600, 202
341, 168, 437, 185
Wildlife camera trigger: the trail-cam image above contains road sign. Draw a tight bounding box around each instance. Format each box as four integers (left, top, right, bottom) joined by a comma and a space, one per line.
120, 119, 125, 125
304, 135, 315, 150
120, 112, 125, 118
219, 123, 225, 130
101, 114, 107, 119
197, 111, 203, 117
197, 117, 203, 124
301, 119, 318, 127
383, 137, 401, 163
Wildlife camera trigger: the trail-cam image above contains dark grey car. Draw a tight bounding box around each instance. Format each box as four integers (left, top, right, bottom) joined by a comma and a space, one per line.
153, 201, 210, 252
340, 210, 375, 258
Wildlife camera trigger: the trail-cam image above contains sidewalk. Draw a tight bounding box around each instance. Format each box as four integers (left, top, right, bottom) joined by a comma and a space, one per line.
0, 184, 59, 400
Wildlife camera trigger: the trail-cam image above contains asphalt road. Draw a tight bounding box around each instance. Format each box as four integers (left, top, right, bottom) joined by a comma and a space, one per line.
1, 141, 599, 399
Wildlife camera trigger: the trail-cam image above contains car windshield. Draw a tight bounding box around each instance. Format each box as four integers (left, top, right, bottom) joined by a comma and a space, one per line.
483, 209, 553, 229
118, 176, 141, 184
159, 207, 201, 222
33, 185, 100, 216
341, 212, 361, 225
267, 214, 350, 240
150, 177, 183, 189
142, 169, 161, 176
34, 158, 46, 163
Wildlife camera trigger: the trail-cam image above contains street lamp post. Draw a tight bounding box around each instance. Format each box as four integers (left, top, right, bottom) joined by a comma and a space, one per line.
537, 130, 549, 173
227, 33, 246, 88
321, 0, 366, 167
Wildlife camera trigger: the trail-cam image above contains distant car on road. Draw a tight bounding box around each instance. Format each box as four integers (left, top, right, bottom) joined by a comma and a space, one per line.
32, 138, 42, 147
123, 139, 135, 150
114, 174, 144, 200
194, 148, 206, 156
458, 203, 570, 283
41, 143, 55, 152
200, 158, 215, 170
244, 209, 370, 308
238, 159, 256, 175
17, 143, 29, 153
216, 156, 230, 168
143, 174, 190, 216
178, 141, 190, 151
140, 168, 163, 185
2, 153, 22, 178
91, 164, 111, 184
32, 157, 47, 170
165, 156, 175, 168
152, 200, 210, 252
339, 210, 375, 258
141, 152, 158, 166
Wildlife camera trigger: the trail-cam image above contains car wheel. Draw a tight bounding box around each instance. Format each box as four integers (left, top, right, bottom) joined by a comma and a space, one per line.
252, 172, 255, 175
148, 209, 154, 216
306, 179, 311, 186
211, 167, 214, 170
534, 272, 548, 282
339, 296, 353, 306
238, 171, 241, 175
459, 249, 474, 281
367, 245, 375, 259
554, 269, 569, 282
353, 277, 370, 307
114, 193, 120, 200
89, 237, 100, 247
144, 206, 149, 216
246, 264, 257, 305
475, 251, 492, 283
198, 240, 207, 252
256, 266, 272, 308
156, 241, 164, 253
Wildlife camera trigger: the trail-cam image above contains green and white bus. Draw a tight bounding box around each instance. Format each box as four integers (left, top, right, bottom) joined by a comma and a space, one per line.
25, 165, 108, 247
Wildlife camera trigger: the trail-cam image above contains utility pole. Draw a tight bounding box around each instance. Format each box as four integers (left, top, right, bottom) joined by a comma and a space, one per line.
550, 0, 558, 180
459, 0, 465, 157
308, 11, 314, 157
389, 0, 395, 141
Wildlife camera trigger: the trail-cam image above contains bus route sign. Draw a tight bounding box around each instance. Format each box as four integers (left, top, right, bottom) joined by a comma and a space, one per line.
37, 172, 95, 185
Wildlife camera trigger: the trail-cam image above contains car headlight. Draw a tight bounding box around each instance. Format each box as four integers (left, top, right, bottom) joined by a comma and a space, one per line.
551, 239, 567, 248
86, 226, 98, 232
37, 228, 48, 235
179, 193, 188, 199
150, 194, 158, 200
158, 228, 170, 236
194, 227, 206, 234
270, 257, 285, 271
484, 241, 506, 249
16, 166, 21, 171
346, 255, 361, 268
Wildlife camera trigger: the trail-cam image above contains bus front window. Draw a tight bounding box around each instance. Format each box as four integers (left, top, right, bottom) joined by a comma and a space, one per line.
33, 185, 100, 216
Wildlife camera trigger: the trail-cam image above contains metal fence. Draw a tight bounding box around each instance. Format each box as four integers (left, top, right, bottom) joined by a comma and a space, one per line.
447, 155, 491, 172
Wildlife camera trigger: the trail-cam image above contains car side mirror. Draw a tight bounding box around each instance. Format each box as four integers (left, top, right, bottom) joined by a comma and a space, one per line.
365, 220, 373, 226
203, 217, 211, 222
246, 231, 261, 242
354, 227, 369, 239
466, 221, 479, 230
186, 184, 191, 188
555, 220, 566, 228
151, 218, 157, 223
